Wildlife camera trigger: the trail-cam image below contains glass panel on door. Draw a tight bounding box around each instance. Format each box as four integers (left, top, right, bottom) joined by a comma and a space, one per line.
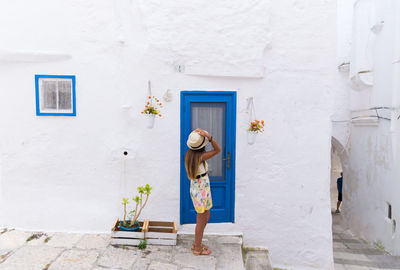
190, 102, 226, 182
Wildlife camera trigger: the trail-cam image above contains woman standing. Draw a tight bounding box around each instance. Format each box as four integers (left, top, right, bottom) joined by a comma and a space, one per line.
185, 128, 221, 255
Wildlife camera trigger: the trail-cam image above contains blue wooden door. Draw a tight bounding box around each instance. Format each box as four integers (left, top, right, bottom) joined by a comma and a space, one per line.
180, 91, 236, 224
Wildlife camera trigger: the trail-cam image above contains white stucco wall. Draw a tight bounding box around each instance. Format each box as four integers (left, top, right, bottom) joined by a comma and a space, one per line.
0, 0, 342, 269
344, 122, 400, 254
337, 0, 356, 66
342, 0, 400, 255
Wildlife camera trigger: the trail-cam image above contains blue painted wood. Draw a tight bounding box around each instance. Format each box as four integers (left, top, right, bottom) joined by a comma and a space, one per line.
35, 74, 76, 116
180, 91, 236, 224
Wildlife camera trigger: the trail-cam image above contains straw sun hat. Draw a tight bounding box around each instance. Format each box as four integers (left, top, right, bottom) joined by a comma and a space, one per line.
187, 131, 209, 150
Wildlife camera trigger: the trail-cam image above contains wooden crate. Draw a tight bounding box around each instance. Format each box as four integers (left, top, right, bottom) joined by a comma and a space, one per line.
110, 219, 148, 246
145, 220, 177, 246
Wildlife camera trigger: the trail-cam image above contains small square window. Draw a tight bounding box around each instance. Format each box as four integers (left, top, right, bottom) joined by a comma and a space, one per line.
35, 75, 76, 116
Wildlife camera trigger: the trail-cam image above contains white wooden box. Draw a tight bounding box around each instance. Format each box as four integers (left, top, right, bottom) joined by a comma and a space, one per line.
110, 219, 178, 246
145, 220, 177, 246
110, 219, 146, 246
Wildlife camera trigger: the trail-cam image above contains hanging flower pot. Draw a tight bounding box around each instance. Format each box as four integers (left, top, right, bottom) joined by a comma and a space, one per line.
141, 94, 163, 129
144, 113, 156, 129
247, 130, 258, 145
247, 119, 264, 145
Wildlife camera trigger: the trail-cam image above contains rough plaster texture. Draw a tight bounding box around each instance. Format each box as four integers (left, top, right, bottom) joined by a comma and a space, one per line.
136, 0, 271, 78
343, 122, 400, 255
0, 0, 344, 269
341, 0, 400, 257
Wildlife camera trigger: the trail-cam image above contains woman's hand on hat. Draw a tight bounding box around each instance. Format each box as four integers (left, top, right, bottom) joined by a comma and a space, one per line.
195, 128, 211, 140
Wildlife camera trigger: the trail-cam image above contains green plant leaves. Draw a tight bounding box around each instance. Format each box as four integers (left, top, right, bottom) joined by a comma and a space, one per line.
144, 184, 152, 194
122, 197, 129, 205
121, 184, 152, 226
138, 239, 147, 250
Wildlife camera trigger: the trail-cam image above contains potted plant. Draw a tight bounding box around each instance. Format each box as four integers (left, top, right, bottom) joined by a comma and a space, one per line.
247, 119, 264, 145
120, 184, 152, 231
141, 96, 163, 128
111, 184, 152, 246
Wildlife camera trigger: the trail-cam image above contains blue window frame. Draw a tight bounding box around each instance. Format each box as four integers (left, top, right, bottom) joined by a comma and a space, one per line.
35, 75, 76, 116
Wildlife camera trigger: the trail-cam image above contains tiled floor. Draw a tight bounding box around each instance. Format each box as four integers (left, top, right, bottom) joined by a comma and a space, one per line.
332, 212, 400, 270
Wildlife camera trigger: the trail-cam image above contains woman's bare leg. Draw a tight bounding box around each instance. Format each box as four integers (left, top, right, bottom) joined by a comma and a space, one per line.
203, 210, 210, 229
192, 210, 211, 250
202, 210, 211, 250
194, 212, 208, 251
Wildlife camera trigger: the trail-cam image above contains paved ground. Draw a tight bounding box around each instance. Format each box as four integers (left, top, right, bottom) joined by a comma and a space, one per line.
5, 212, 397, 270
0, 228, 245, 270
332, 212, 400, 270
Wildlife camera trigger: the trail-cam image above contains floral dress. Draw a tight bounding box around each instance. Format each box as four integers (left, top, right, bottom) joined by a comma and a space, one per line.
190, 161, 213, 213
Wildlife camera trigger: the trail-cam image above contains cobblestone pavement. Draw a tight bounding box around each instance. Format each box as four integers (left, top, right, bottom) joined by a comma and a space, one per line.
332, 212, 400, 270
0, 228, 245, 270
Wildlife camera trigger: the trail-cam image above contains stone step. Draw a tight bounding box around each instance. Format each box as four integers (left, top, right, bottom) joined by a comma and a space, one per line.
177, 233, 245, 270
243, 247, 273, 270
177, 233, 273, 270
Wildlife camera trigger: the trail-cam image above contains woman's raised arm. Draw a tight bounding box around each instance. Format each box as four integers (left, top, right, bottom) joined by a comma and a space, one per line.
195, 128, 221, 161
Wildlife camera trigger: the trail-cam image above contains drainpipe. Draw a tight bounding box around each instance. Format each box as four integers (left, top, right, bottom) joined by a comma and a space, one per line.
391, 1, 400, 163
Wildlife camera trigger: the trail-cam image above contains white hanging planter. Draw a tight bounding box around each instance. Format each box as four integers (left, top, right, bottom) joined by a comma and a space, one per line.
144, 114, 156, 128
247, 131, 258, 145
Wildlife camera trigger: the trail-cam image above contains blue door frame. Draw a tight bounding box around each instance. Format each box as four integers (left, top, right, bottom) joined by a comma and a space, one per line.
180, 91, 236, 224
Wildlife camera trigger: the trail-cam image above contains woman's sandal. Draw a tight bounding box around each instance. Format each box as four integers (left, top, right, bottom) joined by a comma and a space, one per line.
192, 246, 211, 256
191, 243, 209, 251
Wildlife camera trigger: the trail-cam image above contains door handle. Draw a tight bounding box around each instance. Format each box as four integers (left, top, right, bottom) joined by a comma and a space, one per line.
222, 152, 230, 170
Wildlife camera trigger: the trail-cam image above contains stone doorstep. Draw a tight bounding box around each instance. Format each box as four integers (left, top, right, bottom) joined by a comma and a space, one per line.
177, 233, 247, 269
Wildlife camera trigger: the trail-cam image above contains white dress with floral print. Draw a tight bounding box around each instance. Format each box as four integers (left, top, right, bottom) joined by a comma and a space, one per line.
190, 161, 213, 213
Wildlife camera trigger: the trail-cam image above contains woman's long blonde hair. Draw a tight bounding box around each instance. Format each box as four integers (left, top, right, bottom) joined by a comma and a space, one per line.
185, 148, 206, 180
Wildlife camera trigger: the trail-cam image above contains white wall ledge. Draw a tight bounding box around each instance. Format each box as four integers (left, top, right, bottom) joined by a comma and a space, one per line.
0, 49, 72, 63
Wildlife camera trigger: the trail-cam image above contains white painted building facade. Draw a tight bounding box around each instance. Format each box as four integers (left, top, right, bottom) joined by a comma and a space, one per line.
334, 0, 400, 257
1, 0, 388, 269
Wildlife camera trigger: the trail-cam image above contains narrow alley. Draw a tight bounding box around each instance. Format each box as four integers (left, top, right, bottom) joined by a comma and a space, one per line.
333, 213, 400, 270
